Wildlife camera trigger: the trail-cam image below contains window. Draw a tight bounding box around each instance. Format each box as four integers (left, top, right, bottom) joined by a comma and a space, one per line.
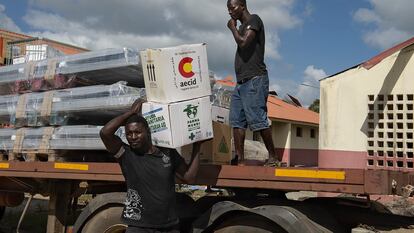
367, 94, 414, 170
310, 129, 316, 138
296, 127, 302, 137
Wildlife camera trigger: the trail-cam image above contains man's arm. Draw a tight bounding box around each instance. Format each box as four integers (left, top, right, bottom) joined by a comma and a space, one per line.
175, 141, 204, 184
227, 18, 256, 49
99, 99, 145, 154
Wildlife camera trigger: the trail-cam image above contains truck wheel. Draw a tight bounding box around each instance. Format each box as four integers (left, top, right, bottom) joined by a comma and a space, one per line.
212, 212, 287, 233
81, 206, 126, 233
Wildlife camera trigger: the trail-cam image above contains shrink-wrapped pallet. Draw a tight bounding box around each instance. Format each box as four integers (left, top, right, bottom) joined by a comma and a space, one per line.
0, 48, 143, 94
0, 82, 145, 127
0, 125, 126, 152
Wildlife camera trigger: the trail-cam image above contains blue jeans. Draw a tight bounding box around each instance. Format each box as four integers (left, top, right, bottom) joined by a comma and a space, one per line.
230, 75, 269, 131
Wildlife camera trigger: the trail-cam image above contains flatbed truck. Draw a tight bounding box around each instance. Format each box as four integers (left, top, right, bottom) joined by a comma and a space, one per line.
0, 160, 413, 232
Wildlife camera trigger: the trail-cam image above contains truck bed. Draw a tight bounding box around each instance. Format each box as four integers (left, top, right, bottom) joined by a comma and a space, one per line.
0, 161, 412, 195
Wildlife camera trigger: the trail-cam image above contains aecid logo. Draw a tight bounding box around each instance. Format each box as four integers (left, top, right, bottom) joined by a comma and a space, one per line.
178, 57, 195, 78
178, 57, 197, 87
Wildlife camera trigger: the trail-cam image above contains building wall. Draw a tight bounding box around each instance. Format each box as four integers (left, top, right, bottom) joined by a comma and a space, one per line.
0, 30, 87, 66
319, 44, 414, 170
267, 121, 318, 167
271, 121, 291, 148
291, 124, 318, 150
38, 39, 88, 55
290, 124, 319, 167
0, 31, 31, 65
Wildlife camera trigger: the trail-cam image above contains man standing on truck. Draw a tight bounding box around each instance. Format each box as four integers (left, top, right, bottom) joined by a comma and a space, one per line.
227, 0, 279, 166
100, 99, 203, 233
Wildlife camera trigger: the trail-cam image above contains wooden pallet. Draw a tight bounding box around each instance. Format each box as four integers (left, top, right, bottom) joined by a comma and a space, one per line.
0, 150, 114, 163
0, 152, 7, 161
6, 150, 59, 162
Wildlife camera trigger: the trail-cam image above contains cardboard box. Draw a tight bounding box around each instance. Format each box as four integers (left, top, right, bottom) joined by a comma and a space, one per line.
177, 122, 264, 165
142, 96, 213, 148
211, 106, 271, 127
211, 106, 230, 125
212, 122, 233, 164
140, 43, 211, 103
178, 122, 232, 165
177, 140, 213, 164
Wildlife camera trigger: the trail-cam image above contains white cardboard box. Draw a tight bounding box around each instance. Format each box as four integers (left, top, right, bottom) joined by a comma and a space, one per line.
211, 106, 230, 125
140, 43, 211, 103
142, 96, 213, 148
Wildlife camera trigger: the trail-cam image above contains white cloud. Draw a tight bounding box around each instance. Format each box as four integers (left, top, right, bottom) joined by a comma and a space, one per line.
362, 27, 411, 50
23, 0, 303, 76
296, 65, 326, 107
269, 65, 325, 107
0, 4, 21, 32
353, 8, 381, 24
353, 0, 414, 50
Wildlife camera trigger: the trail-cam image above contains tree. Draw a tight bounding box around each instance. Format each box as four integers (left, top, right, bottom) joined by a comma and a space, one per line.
308, 99, 320, 113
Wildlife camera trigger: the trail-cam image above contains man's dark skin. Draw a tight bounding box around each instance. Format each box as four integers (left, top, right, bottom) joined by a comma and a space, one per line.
227, 0, 278, 165
100, 99, 201, 184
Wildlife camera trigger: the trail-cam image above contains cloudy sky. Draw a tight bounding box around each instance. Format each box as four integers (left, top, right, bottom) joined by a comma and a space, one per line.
1, 0, 414, 106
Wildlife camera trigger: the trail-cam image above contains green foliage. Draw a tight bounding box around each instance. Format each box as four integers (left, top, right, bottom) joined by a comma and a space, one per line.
308, 99, 320, 113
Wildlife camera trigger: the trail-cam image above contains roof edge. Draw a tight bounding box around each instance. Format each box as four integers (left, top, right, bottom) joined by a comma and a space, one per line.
361, 36, 414, 69
321, 36, 414, 81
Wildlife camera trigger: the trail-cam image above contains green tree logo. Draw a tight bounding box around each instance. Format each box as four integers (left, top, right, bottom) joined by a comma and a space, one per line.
218, 136, 229, 153
183, 104, 198, 119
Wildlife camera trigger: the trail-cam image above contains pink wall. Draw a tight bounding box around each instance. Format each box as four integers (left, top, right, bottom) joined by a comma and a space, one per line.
277, 148, 319, 167
318, 150, 367, 169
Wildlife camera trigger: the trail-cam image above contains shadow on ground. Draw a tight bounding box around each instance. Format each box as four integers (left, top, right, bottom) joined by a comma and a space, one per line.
0, 197, 48, 233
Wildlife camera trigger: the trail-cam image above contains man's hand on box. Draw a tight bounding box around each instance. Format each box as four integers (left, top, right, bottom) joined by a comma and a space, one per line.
193, 139, 211, 154
130, 98, 146, 114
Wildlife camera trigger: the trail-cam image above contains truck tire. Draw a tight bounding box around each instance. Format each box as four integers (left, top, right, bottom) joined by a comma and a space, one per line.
212, 212, 287, 233
192, 201, 331, 233
81, 206, 126, 233
73, 192, 126, 233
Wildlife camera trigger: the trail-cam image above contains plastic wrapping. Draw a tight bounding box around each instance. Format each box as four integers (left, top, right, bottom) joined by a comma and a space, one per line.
0, 48, 143, 94
0, 82, 146, 127
0, 125, 127, 151
242, 140, 269, 161
211, 82, 233, 109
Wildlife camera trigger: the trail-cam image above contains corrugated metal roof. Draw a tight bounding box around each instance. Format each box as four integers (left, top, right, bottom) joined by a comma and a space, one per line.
361, 36, 414, 69
216, 77, 319, 125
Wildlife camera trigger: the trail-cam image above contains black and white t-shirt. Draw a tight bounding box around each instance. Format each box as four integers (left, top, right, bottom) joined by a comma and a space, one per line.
115, 144, 185, 228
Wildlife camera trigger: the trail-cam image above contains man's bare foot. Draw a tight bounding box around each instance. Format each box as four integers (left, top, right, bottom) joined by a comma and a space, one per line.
264, 157, 281, 167
230, 155, 247, 166
237, 160, 246, 166
230, 155, 239, 165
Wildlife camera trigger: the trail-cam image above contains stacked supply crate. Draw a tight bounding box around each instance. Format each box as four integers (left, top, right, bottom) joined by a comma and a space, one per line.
140, 44, 213, 149
0, 48, 145, 161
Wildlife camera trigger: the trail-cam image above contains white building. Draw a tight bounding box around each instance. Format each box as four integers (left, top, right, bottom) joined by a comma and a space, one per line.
319, 37, 414, 172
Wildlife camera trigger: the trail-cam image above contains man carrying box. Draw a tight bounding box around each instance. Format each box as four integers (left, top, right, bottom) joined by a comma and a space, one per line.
100, 99, 203, 233
227, 0, 279, 166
